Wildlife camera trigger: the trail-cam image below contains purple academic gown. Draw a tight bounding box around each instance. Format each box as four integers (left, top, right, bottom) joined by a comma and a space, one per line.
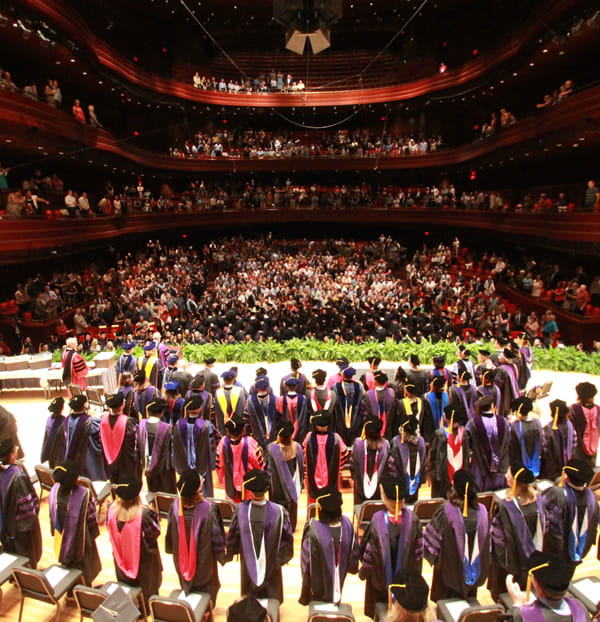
60, 414, 106, 481
350, 438, 391, 505
265, 442, 304, 530
137, 419, 176, 493
465, 414, 509, 491
299, 515, 360, 605
226, 500, 293, 602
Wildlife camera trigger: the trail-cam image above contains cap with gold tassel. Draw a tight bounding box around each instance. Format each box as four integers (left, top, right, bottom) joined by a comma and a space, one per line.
511, 467, 525, 498
394, 484, 400, 522
401, 420, 409, 443
446, 409, 455, 434
315, 492, 330, 521
388, 583, 406, 611
526, 562, 549, 602
552, 407, 560, 430
560, 464, 578, 486
241, 476, 256, 501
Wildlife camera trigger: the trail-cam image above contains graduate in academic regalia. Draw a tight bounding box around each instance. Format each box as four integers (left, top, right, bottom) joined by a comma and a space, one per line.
138, 341, 164, 391
264, 421, 304, 531
506, 551, 587, 622
118, 372, 136, 418
0, 437, 42, 568
474, 349, 495, 387
115, 341, 138, 385
162, 354, 181, 389
172, 395, 218, 498
299, 488, 360, 606
100, 393, 141, 484
428, 404, 470, 499
214, 369, 246, 435
280, 358, 309, 395
333, 367, 366, 444
424, 469, 491, 602
303, 411, 349, 503
132, 370, 161, 421
424, 376, 449, 433
226, 469, 294, 602
359, 356, 383, 392
405, 354, 430, 397
542, 459, 599, 564
359, 475, 423, 619
107, 479, 162, 609
395, 383, 435, 446
165, 470, 226, 600
488, 463, 546, 601
326, 357, 350, 390
451, 346, 477, 388
515, 333, 534, 391
163, 381, 185, 425
138, 398, 176, 494
476, 369, 501, 415
49, 460, 101, 585
429, 355, 452, 387
390, 417, 427, 504
307, 368, 338, 425
216, 415, 264, 503
350, 417, 393, 505
541, 399, 577, 481
449, 371, 477, 420
569, 381, 600, 469
246, 376, 277, 449
509, 396, 544, 478
55, 395, 106, 481
494, 348, 521, 417
200, 357, 220, 398
41, 396, 66, 468
62, 337, 88, 396
386, 570, 435, 622
465, 394, 509, 491
181, 375, 213, 420
359, 370, 399, 441
276, 376, 308, 443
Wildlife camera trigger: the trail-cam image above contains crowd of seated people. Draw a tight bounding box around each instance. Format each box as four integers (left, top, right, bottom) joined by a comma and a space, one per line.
192, 70, 305, 93
3, 235, 600, 358
169, 127, 443, 159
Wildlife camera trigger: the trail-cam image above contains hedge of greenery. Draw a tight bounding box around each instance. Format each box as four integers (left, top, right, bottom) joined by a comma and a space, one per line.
60, 338, 600, 375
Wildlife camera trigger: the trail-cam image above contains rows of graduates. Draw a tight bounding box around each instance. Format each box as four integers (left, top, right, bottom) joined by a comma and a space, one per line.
0, 347, 599, 620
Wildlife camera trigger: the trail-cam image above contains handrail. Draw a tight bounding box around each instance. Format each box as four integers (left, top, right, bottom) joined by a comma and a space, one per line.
20, 0, 580, 107
1, 85, 599, 173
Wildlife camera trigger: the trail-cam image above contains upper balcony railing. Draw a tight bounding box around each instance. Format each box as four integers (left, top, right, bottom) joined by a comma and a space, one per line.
20, 0, 580, 107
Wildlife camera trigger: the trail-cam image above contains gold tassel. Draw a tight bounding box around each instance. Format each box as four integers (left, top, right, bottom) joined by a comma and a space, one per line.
463, 482, 469, 517
511, 467, 525, 498
526, 562, 549, 602
552, 407, 559, 430
315, 493, 330, 521
401, 421, 409, 444
55, 465, 67, 472
388, 584, 406, 611
517, 403, 523, 416
242, 476, 256, 501
361, 423, 368, 440
447, 410, 455, 433
395, 485, 400, 521
560, 465, 578, 486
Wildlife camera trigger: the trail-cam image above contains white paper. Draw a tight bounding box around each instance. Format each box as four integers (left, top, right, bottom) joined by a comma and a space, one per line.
93, 481, 109, 496
445, 599, 471, 622
45, 565, 69, 588
258, 599, 270, 609
178, 590, 202, 609
0, 553, 18, 572
314, 603, 340, 612
574, 578, 600, 604
105, 582, 132, 595
536, 479, 553, 492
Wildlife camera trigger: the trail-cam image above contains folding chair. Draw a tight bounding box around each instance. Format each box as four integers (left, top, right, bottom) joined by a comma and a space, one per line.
152, 492, 178, 521
307, 602, 355, 622
0, 552, 28, 603
149, 590, 212, 622
69, 384, 83, 397
77, 476, 112, 523
413, 497, 445, 525
352, 501, 385, 535
73, 584, 109, 621
101, 581, 146, 620
86, 388, 105, 412
211, 497, 237, 528
12, 564, 82, 622
34, 464, 56, 501
476, 492, 495, 518
568, 575, 600, 615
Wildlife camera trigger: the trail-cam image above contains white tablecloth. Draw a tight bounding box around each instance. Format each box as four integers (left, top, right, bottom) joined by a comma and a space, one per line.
0, 364, 117, 393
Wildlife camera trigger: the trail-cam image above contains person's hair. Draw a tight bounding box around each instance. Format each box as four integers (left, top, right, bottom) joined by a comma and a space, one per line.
388, 601, 436, 622
505, 482, 536, 503
182, 490, 204, 508
533, 577, 567, 601
119, 372, 133, 387
278, 436, 297, 461
113, 496, 143, 522
448, 486, 478, 511
318, 507, 342, 524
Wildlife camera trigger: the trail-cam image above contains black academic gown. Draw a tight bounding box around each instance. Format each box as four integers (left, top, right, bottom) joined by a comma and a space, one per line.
165, 499, 226, 600
41, 414, 66, 468
100, 413, 141, 484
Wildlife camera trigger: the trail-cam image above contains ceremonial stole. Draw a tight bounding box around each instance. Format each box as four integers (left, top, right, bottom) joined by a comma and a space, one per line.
445, 427, 464, 483
100, 415, 127, 464
0, 465, 20, 536
517, 419, 542, 477
565, 487, 594, 562
501, 363, 520, 397
455, 386, 475, 419
361, 439, 386, 499
402, 397, 422, 419
364, 371, 376, 391
368, 389, 391, 435
504, 497, 545, 556
342, 383, 358, 428
49, 485, 89, 562
107, 505, 142, 580
174, 498, 210, 581
62, 349, 75, 384
310, 388, 332, 413
217, 388, 241, 421
520, 599, 587, 622
144, 356, 158, 383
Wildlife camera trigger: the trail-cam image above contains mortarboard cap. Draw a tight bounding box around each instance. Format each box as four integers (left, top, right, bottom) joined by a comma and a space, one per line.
312, 369, 327, 384
227, 597, 267, 622
221, 369, 236, 381
105, 393, 124, 409
311, 411, 331, 427
290, 358, 302, 370
255, 367, 267, 377
335, 357, 350, 369
316, 488, 343, 513
563, 459, 594, 486
114, 478, 142, 501
189, 375, 205, 390
277, 420, 294, 439
184, 395, 204, 413
511, 396, 534, 416
363, 417, 383, 437
367, 356, 381, 366
53, 460, 80, 487
432, 355, 446, 367
243, 468, 269, 493
69, 394, 87, 410
380, 475, 407, 501
48, 396, 65, 414
526, 551, 574, 594
284, 376, 299, 388
225, 415, 245, 435
133, 371, 146, 383
143, 342, 156, 352
444, 404, 468, 426
92, 585, 140, 622
342, 367, 356, 378
389, 569, 430, 612
122, 342, 136, 351
146, 398, 166, 415
164, 381, 179, 392
404, 383, 418, 395
478, 349, 490, 356
373, 370, 388, 384
453, 469, 478, 500
510, 461, 535, 486
503, 348, 516, 359
203, 357, 216, 365
409, 354, 421, 366
432, 376, 446, 390
167, 354, 179, 365
177, 469, 201, 498
255, 376, 270, 391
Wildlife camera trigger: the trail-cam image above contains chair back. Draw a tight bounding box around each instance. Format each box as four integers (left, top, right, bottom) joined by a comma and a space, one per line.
86, 388, 104, 410
358, 501, 385, 523
458, 606, 505, 622
12, 567, 53, 603
212, 498, 237, 526
34, 464, 56, 497
73, 585, 108, 617
153, 493, 178, 520
69, 384, 83, 396
413, 497, 445, 523
476, 492, 495, 518
149, 596, 195, 622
